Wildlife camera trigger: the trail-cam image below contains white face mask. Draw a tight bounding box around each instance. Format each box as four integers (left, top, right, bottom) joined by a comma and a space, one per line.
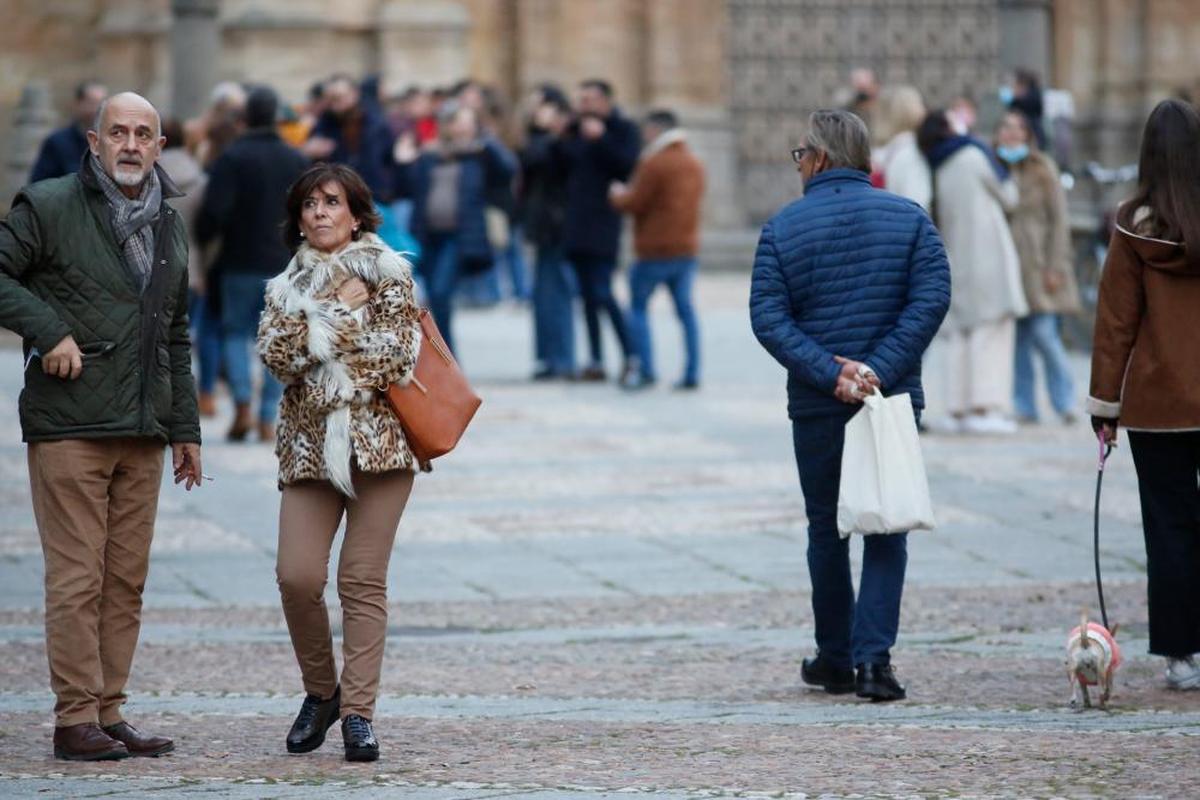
948, 111, 969, 136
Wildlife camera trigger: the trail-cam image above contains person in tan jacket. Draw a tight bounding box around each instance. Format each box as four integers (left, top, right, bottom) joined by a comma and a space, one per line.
1088, 99, 1200, 691
994, 110, 1081, 425
609, 109, 706, 390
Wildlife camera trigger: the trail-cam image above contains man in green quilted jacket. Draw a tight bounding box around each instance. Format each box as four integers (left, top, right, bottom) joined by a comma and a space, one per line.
0, 92, 202, 761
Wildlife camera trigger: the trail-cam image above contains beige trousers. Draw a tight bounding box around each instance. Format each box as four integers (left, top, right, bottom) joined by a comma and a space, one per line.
28, 438, 165, 727
942, 317, 1016, 416
276, 468, 415, 721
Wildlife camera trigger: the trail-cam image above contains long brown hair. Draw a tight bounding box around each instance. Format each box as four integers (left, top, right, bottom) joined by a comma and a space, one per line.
1119, 99, 1200, 262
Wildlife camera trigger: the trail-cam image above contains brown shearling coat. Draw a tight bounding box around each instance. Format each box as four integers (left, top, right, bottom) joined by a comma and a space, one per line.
610, 130, 705, 260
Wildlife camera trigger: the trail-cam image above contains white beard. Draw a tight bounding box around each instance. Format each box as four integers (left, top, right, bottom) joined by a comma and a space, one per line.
112, 165, 149, 187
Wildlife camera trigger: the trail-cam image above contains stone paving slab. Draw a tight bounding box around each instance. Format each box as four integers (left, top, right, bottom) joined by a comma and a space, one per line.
0, 275, 1184, 798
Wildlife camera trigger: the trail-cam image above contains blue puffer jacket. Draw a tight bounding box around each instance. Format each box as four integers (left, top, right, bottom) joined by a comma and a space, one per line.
750, 169, 951, 419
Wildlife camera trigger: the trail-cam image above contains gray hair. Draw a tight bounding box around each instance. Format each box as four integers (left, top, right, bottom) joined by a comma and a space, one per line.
91, 93, 163, 137
805, 109, 871, 172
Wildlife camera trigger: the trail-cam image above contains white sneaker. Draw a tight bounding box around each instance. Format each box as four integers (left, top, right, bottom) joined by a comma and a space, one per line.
961, 412, 1017, 435
925, 416, 964, 435
1166, 656, 1200, 690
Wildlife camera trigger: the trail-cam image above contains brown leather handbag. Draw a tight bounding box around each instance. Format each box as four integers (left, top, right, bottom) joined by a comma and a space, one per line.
385, 309, 481, 467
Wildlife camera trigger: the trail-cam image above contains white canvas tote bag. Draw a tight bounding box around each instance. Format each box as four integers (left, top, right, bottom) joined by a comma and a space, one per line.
836, 392, 936, 537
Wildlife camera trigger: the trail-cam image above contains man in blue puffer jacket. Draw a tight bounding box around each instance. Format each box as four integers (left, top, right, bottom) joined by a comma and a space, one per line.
750, 109, 950, 702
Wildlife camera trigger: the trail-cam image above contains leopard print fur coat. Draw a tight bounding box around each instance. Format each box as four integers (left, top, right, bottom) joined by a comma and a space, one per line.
257, 234, 422, 496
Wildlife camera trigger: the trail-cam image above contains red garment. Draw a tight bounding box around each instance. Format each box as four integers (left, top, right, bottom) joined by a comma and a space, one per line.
1067, 622, 1122, 686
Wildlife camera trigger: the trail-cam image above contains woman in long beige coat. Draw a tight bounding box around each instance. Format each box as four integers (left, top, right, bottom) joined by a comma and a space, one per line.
919, 110, 1028, 434
995, 111, 1081, 424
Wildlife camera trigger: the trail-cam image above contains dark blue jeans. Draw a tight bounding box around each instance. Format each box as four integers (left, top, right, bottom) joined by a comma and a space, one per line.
188, 289, 221, 395
532, 243, 576, 375
221, 273, 281, 423
570, 254, 631, 366
627, 257, 700, 384
792, 412, 908, 669
423, 234, 460, 355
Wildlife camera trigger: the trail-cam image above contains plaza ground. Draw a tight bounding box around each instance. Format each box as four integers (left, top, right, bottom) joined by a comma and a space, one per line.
0, 274, 1196, 799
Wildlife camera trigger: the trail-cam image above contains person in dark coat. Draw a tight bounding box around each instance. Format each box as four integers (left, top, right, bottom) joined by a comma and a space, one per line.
29, 81, 108, 183
394, 101, 517, 355
750, 109, 950, 702
197, 86, 309, 443
304, 75, 395, 202
555, 79, 641, 381
521, 84, 575, 380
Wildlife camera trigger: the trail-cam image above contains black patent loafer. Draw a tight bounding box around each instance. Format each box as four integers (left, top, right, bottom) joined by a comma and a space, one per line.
286, 686, 340, 754
342, 714, 379, 762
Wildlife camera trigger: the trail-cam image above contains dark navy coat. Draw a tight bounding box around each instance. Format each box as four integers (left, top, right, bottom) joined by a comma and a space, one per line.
750, 168, 951, 419
396, 137, 517, 271
29, 126, 88, 184
310, 107, 395, 201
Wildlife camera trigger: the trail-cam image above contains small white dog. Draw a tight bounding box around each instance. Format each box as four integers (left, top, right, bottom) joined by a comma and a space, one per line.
1066, 611, 1122, 709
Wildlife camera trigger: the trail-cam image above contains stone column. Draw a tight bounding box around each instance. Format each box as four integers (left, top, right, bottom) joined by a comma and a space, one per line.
2, 82, 56, 208
377, 0, 471, 93
170, 0, 221, 120
998, 0, 1053, 80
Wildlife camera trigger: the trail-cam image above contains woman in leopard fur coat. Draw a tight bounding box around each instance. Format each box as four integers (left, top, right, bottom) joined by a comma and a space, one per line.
255, 164, 421, 762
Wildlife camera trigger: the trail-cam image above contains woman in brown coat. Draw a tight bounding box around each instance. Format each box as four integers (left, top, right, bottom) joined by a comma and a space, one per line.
256, 163, 423, 760
994, 110, 1081, 424
1088, 99, 1200, 691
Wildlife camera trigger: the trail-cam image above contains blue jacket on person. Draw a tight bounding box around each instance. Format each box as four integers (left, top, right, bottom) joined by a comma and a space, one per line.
395, 136, 518, 272
29, 125, 88, 184
750, 168, 951, 420
310, 107, 395, 201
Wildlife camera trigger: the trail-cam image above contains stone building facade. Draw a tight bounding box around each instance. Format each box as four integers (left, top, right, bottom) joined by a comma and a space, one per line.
4, 1, 1200, 255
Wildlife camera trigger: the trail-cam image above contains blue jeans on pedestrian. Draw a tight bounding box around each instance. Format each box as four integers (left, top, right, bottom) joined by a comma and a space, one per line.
423, 234, 461, 355
1013, 313, 1076, 420
220, 273, 281, 424
627, 257, 700, 384
188, 289, 222, 395
570, 254, 631, 366
792, 413, 908, 669
503, 223, 531, 301
532, 243, 576, 375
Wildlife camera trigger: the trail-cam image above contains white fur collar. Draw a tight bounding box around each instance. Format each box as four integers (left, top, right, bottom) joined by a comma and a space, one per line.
267, 233, 413, 312
641, 128, 688, 161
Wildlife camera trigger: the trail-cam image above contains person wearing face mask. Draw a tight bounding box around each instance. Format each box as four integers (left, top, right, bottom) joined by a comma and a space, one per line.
994, 111, 1081, 425
393, 101, 518, 355
257, 163, 423, 762
918, 109, 1028, 434
750, 109, 950, 702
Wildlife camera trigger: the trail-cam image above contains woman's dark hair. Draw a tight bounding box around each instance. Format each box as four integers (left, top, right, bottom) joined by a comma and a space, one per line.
1120, 99, 1200, 263
916, 109, 954, 159
161, 117, 186, 150
283, 163, 382, 251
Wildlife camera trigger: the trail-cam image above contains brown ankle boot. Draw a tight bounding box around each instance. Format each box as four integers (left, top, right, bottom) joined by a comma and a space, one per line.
53, 723, 130, 761
227, 403, 253, 442
197, 392, 217, 418
257, 421, 276, 443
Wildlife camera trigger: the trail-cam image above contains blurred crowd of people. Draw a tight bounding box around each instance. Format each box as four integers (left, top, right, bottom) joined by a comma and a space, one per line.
845, 68, 1081, 435
29, 74, 708, 442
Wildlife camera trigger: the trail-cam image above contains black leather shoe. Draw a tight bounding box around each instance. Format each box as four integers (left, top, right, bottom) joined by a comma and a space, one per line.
286, 686, 340, 754
342, 714, 379, 762
801, 654, 856, 694
856, 663, 907, 702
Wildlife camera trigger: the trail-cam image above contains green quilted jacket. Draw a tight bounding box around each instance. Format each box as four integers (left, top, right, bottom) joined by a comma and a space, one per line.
0, 158, 200, 444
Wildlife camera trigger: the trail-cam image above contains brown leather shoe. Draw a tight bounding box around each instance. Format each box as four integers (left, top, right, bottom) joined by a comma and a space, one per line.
53, 723, 130, 761
227, 403, 253, 442
103, 721, 174, 757
257, 421, 276, 444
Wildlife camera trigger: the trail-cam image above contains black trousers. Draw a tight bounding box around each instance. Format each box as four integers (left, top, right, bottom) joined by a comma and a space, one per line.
1128, 431, 1200, 657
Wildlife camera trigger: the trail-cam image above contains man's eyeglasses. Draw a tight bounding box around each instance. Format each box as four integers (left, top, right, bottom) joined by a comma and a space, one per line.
791, 147, 809, 164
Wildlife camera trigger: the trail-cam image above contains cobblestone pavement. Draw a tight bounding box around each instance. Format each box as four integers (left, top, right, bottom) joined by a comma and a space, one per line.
1, 275, 1196, 799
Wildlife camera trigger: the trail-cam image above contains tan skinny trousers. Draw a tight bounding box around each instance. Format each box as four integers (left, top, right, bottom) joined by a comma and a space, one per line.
28, 438, 164, 727
276, 468, 415, 721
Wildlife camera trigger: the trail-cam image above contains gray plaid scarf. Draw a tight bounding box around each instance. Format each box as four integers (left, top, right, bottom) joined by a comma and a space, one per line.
91, 154, 161, 291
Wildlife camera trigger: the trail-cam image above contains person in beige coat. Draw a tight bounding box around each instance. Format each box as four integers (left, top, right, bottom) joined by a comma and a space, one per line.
995, 111, 1081, 424
872, 86, 931, 211
919, 109, 1028, 434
